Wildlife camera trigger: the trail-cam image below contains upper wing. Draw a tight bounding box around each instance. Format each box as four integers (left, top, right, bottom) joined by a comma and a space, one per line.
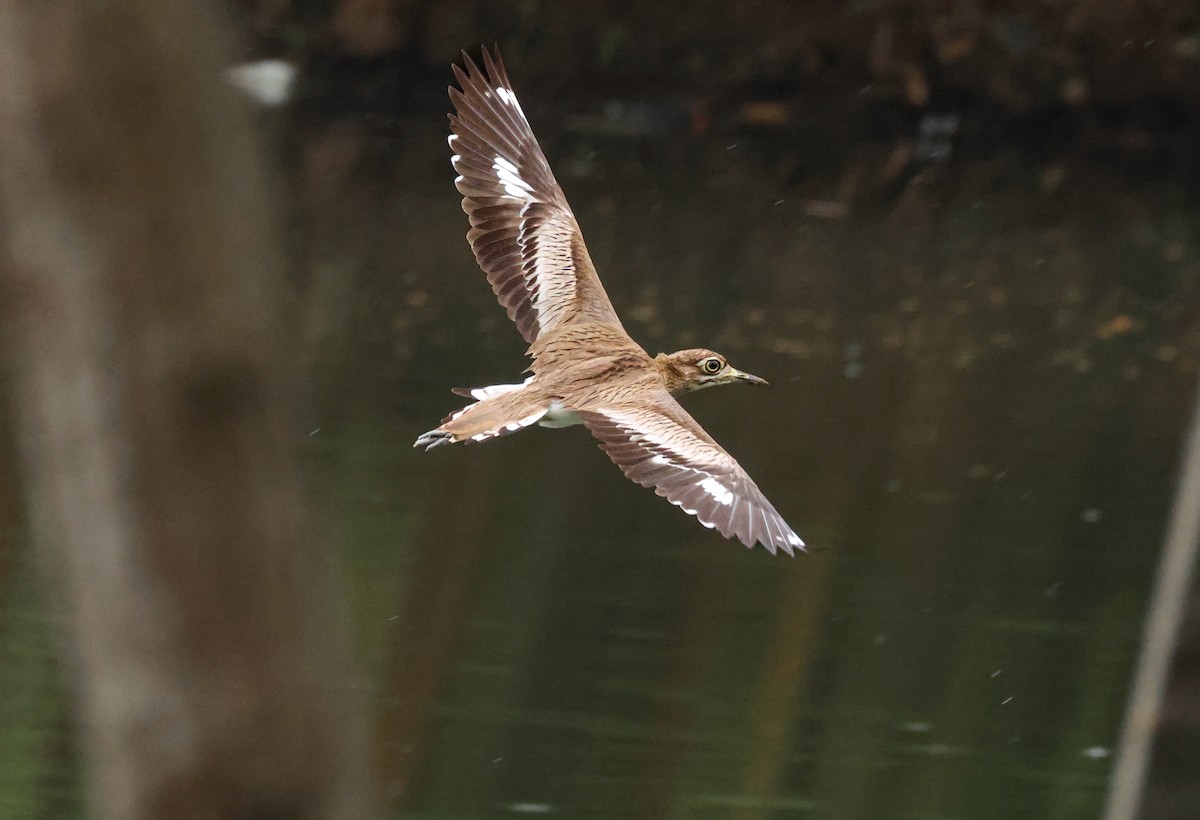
578, 393, 805, 555
449, 48, 626, 344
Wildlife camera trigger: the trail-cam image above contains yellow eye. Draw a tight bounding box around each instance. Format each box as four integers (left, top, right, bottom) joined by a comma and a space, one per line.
702, 357, 722, 374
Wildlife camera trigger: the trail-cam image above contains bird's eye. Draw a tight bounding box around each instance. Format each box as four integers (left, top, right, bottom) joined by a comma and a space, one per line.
702, 357, 723, 374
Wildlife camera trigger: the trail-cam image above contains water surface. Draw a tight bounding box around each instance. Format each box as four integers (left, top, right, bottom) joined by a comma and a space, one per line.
1, 113, 1193, 819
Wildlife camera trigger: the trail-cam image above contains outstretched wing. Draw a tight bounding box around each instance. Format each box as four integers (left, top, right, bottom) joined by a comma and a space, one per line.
449, 48, 626, 344
579, 393, 805, 555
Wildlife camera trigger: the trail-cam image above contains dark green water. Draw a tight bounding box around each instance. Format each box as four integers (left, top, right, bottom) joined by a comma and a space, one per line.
1, 118, 1195, 818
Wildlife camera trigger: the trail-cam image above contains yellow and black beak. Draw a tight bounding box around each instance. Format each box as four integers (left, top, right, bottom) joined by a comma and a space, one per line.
732, 369, 768, 386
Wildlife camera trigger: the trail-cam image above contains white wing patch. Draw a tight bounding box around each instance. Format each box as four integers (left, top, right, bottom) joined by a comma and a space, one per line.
493, 155, 534, 201
495, 86, 527, 119
451, 50, 628, 344
700, 476, 734, 506
580, 403, 806, 554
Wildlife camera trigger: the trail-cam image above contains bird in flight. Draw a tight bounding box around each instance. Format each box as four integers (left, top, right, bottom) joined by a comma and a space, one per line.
415, 48, 805, 556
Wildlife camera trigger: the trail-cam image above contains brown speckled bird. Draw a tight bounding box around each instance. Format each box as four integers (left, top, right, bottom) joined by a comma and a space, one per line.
415, 48, 804, 555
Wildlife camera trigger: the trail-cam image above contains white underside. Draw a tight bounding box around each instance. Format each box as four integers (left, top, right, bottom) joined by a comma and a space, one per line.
538, 401, 582, 428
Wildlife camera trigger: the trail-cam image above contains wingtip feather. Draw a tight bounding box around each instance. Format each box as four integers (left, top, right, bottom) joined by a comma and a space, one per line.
481, 45, 500, 78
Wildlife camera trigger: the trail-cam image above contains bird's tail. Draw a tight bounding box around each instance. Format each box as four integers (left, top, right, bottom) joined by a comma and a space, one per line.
414, 383, 546, 449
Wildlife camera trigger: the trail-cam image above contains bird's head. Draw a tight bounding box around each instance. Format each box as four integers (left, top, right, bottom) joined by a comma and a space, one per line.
655, 348, 769, 395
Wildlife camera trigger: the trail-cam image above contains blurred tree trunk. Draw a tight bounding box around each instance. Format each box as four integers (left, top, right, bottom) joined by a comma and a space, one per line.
0, 3, 373, 820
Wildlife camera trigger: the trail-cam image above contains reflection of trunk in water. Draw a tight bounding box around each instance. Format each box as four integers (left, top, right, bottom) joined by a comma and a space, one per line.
375, 454, 494, 808
631, 555, 730, 817
807, 302, 979, 817
733, 541, 832, 817
0, 421, 19, 600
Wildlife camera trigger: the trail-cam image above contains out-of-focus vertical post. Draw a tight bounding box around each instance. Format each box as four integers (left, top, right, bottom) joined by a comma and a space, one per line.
0, 3, 373, 819
1102, 379, 1200, 820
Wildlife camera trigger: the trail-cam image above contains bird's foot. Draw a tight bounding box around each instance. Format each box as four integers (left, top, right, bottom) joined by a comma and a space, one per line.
414, 429, 455, 450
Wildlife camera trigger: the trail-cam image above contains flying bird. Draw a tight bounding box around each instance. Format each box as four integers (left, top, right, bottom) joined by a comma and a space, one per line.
415, 48, 805, 556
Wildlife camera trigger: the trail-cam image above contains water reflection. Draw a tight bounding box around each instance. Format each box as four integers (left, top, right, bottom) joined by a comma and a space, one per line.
2, 112, 1193, 818
290, 113, 1188, 816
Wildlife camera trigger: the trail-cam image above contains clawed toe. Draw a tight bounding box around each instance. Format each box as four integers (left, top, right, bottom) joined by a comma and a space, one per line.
414, 430, 455, 450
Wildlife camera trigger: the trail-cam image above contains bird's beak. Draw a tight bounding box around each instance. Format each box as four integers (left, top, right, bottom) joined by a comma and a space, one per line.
733, 369, 768, 386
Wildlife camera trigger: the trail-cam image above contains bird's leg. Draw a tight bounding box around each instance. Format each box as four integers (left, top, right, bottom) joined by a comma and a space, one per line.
413, 429, 455, 450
